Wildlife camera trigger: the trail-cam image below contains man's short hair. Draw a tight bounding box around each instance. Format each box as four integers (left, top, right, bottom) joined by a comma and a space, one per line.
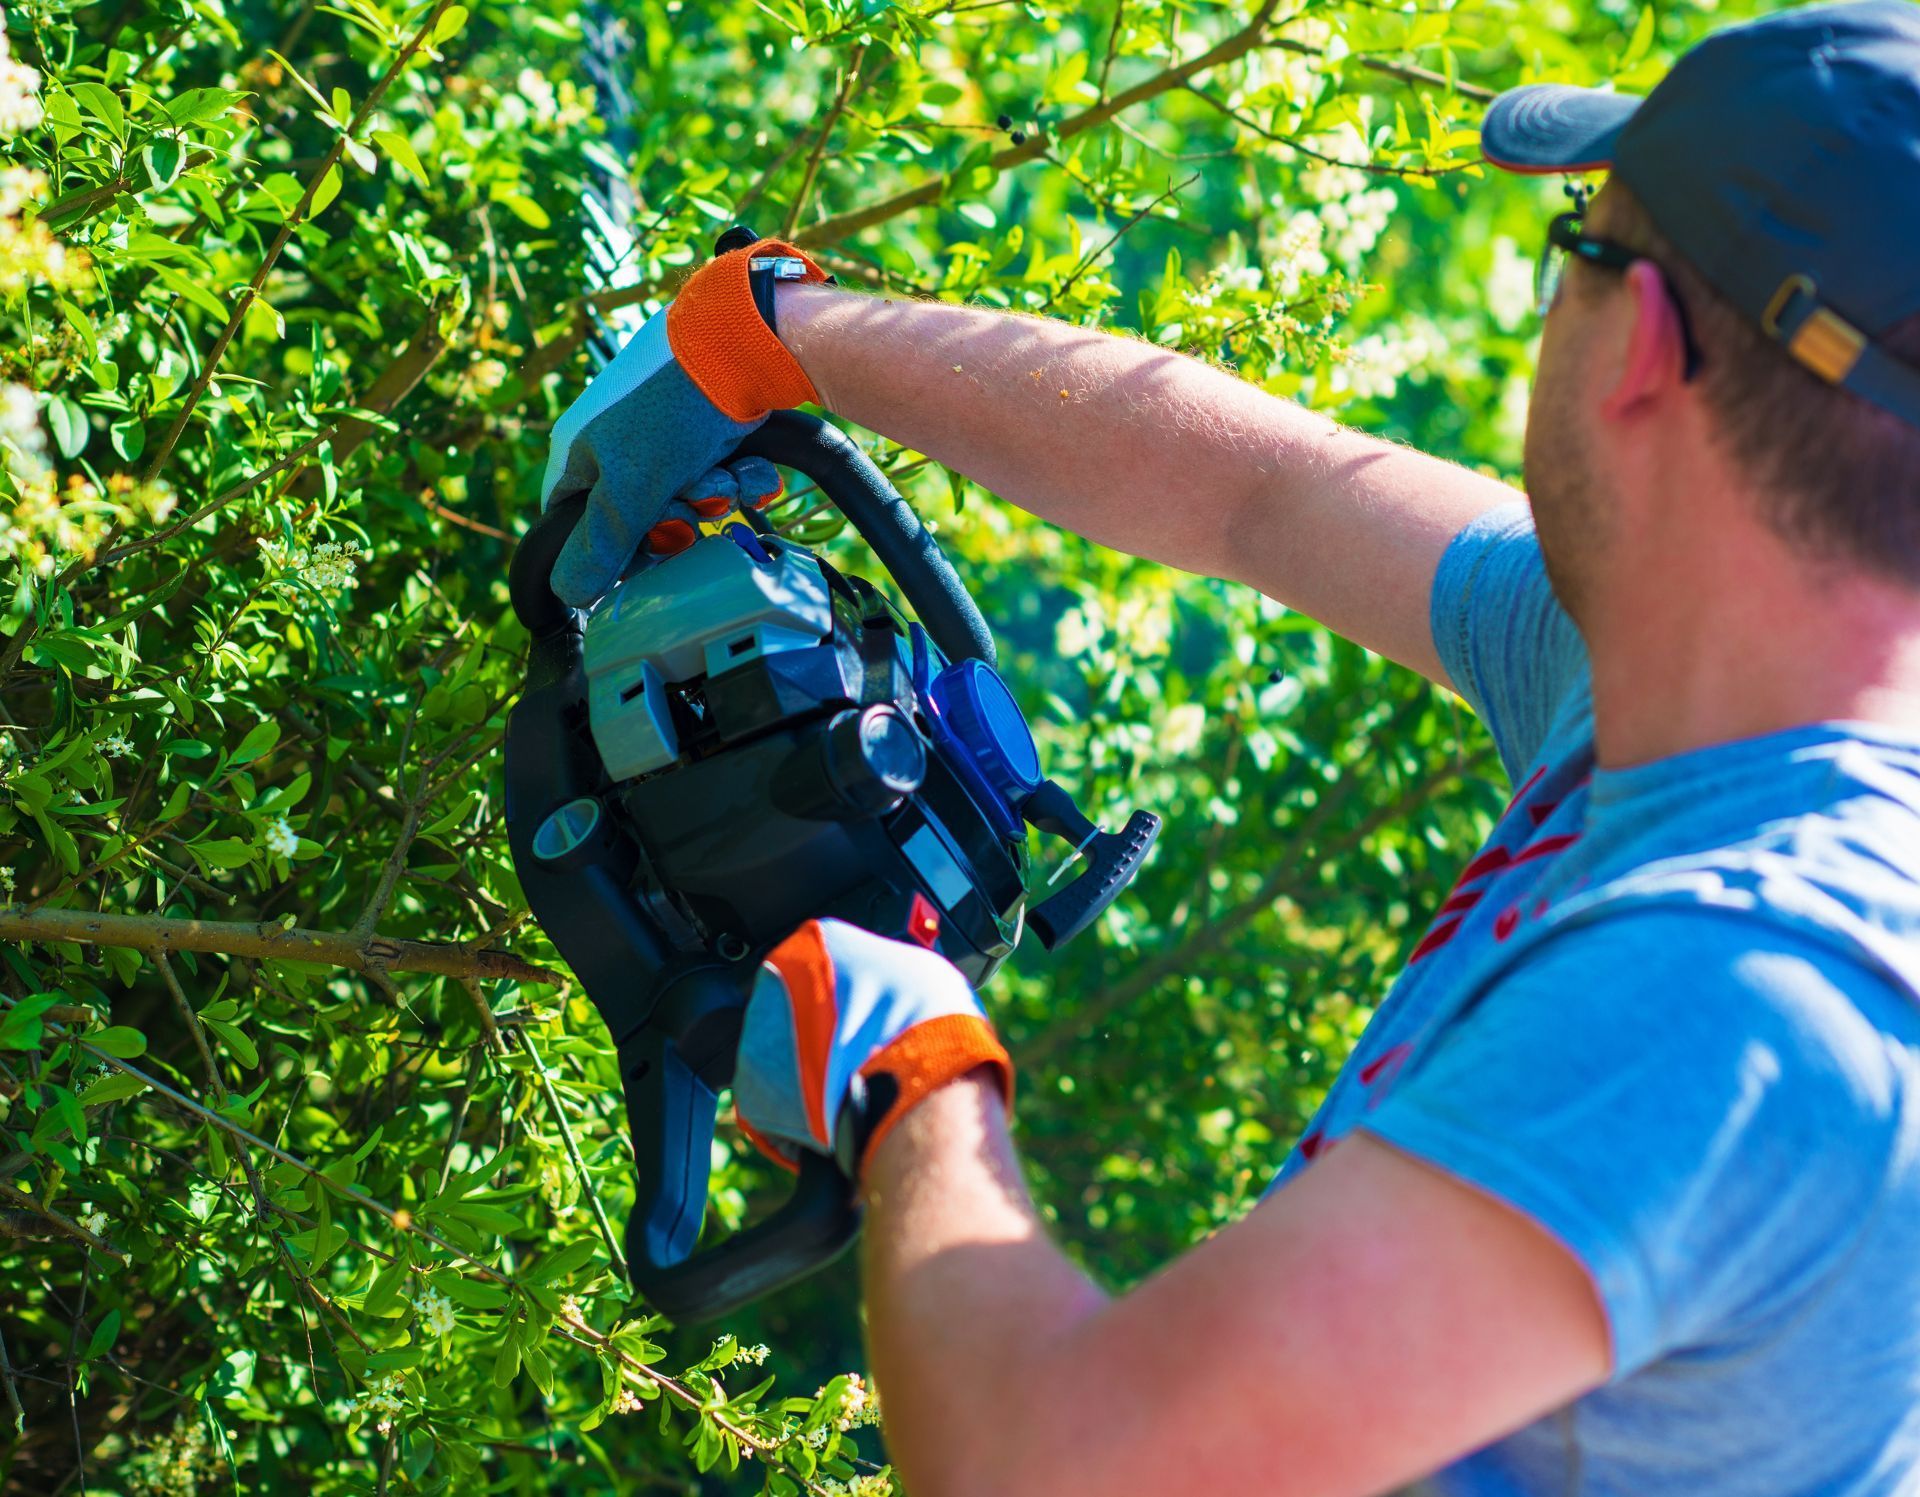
1602, 183, 1920, 587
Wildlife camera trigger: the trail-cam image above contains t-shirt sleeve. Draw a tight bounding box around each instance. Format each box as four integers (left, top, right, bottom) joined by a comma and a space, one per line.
1359, 911, 1904, 1376
1429, 502, 1588, 782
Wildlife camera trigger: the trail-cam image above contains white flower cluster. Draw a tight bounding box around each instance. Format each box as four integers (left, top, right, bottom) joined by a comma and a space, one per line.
78, 1207, 109, 1237
1161, 702, 1207, 759
352, 1372, 409, 1435
0, 381, 42, 473
737, 1342, 770, 1365
1328, 325, 1440, 403
814, 1372, 879, 1434
0, 23, 42, 136
126, 1411, 219, 1497
612, 1381, 645, 1415
411, 1282, 457, 1338
0, 39, 81, 301
558, 1294, 583, 1323
1291, 119, 1400, 267
1486, 234, 1539, 332
297, 539, 361, 590
516, 67, 556, 117
1242, 13, 1335, 108
261, 817, 298, 859
99, 731, 132, 758
0, 164, 43, 220
816, 1477, 893, 1497
1269, 210, 1333, 301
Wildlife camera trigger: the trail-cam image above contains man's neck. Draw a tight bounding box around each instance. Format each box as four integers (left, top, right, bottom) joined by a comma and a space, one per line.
1584, 530, 1920, 770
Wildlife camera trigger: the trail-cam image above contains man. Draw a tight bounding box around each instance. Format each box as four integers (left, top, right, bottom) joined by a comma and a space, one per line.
544, 2, 1920, 1490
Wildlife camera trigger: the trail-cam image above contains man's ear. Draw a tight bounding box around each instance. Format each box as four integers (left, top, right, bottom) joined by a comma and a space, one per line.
1599, 259, 1690, 422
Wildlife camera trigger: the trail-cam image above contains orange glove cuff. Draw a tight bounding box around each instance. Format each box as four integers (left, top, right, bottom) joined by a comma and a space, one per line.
665, 238, 829, 423
856, 1013, 1014, 1180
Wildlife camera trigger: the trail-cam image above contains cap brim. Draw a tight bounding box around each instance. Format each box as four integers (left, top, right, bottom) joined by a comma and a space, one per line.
1481, 84, 1642, 174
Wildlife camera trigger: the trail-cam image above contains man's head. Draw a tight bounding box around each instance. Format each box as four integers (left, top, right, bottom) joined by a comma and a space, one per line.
1483, 0, 1920, 621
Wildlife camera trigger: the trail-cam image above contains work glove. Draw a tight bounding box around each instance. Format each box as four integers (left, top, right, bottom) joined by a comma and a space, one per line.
732, 918, 1014, 1182
539, 238, 829, 609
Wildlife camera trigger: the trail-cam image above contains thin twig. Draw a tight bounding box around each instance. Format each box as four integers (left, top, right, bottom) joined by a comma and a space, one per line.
1181, 82, 1481, 177
514, 1028, 627, 1278
1046, 171, 1198, 308
782, 44, 869, 238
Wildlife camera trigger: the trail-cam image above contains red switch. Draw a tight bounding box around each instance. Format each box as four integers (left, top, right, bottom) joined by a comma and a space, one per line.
689, 494, 732, 518
907, 892, 941, 949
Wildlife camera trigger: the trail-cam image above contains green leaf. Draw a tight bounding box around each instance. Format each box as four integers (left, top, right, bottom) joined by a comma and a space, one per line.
188, 838, 255, 871
439, 1275, 509, 1310
110, 414, 144, 462
0, 993, 61, 1052
266, 50, 332, 118
142, 137, 186, 191
532, 1238, 601, 1285
431, 4, 469, 45
84, 1309, 121, 1360
70, 82, 126, 140
88, 1025, 147, 1058
309, 164, 343, 219
491, 1331, 522, 1387
229, 719, 280, 766
46, 395, 87, 458
1621, 5, 1657, 70
152, 264, 231, 322
166, 87, 250, 127
363, 1253, 411, 1316
203, 1015, 260, 1068
445, 1200, 524, 1236
494, 192, 550, 229
79, 1072, 148, 1106
372, 129, 427, 185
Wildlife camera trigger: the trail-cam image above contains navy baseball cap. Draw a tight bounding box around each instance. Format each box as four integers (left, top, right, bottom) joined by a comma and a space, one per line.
1481, 0, 1920, 431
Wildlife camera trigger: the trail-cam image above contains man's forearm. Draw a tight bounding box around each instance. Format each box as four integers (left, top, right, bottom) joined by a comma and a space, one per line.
860, 1071, 1106, 1496
778, 282, 1319, 586
776, 282, 1512, 684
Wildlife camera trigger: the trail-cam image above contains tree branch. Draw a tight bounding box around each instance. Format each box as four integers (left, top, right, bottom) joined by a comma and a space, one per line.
0, 906, 559, 986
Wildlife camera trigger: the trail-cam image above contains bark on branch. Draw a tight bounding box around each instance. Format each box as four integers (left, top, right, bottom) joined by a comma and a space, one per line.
0, 906, 560, 986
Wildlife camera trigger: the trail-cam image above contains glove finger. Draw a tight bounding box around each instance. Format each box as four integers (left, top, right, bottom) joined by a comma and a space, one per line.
726, 456, 786, 511
552, 468, 646, 608
674, 464, 740, 520
734, 923, 841, 1155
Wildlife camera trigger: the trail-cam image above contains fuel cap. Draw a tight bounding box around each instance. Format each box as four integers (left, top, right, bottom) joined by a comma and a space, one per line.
928, 658, 1042, 806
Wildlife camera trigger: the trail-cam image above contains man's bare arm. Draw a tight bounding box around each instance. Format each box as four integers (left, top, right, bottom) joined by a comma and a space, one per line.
778, 284, 1518, 686
861, 1073, 1610, 1497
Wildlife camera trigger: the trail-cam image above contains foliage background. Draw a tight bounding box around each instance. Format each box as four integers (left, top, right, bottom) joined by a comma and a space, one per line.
0, 0, 1794, 1489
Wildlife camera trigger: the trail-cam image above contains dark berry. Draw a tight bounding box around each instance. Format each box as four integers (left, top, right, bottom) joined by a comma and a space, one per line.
997, 113, 1012, 130
1010, 130, 1027, 145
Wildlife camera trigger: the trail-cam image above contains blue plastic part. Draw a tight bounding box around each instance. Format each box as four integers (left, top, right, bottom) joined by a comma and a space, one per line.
930, 658, 1043, 802
907, 623, 1019, 841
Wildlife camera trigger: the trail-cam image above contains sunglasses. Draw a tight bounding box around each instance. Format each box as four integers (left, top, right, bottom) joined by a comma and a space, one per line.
1535, 211, 1705, 380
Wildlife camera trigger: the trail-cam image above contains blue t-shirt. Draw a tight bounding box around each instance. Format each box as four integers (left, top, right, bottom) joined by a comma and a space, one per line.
1266, 505, 1920, 1495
